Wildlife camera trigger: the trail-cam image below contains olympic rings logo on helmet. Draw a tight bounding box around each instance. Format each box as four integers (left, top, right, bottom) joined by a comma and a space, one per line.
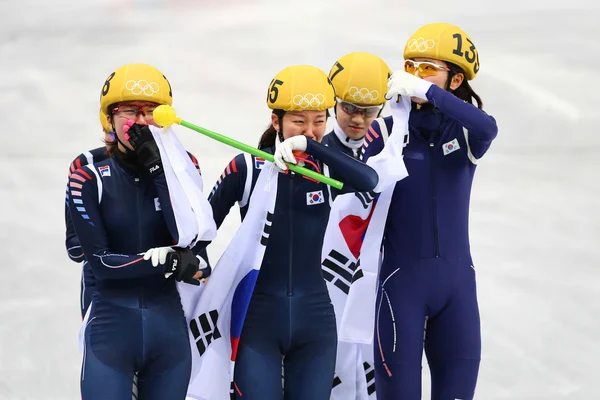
292, 93, 325, 109
348, 87, 380, 104
125, 80, 160, 96
407, 38, 435, 53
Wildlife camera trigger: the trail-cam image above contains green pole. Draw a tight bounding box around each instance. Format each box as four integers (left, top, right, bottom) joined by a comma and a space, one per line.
180, 120, 344, 190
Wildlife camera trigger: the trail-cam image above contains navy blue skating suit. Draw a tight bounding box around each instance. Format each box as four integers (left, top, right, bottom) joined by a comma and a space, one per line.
209, 139, 378, 400
362, 85, 498, 400
68, 148, 207, 400
65, 146, 109, 319
321, 129, 362, 160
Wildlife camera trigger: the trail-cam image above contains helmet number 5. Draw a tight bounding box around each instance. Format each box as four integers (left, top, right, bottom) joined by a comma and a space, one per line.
268, 79, 284, 103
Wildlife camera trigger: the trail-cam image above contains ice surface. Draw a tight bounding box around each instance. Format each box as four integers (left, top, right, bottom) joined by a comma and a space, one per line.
1, 0, 598, 398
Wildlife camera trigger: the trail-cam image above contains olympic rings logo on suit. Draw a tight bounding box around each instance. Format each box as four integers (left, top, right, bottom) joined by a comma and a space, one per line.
348, 87, 380, 104
407, 38, 435, 52
292, 93, 325, 109
125, 80, 160, 96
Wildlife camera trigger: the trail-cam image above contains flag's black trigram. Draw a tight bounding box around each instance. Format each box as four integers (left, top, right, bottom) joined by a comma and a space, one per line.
332, 375, 342, 388
190, 309, 221, 356
355, 190, 376, 209
260, 211, 274, 246
364, 362, 376, 395
322, 250, 363, 294
352, 260, 364, 283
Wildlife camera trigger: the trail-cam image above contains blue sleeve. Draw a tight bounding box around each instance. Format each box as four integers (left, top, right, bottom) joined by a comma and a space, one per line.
190, 241, 211, 268
65, 153, 90, 263
65, 184, 84, 262
427, 85, 498, 159
305, 140, 378, 193
208, 154, 248, 229
68, 168, 161, 280
359, 119, 387, 163
186, 151, 202, 174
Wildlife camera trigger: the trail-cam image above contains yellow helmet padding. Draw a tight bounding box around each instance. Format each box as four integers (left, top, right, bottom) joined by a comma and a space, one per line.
100, 63, 173, 114
99, 109, 112, 133
266, 65, 336, 112
403, 23, 480, 80
329, 52, 391, 105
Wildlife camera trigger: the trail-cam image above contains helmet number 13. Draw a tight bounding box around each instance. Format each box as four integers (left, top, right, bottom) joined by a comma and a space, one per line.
452, 33, 480, 74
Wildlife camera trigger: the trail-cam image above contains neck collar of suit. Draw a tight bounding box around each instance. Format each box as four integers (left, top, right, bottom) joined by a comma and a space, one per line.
332, 118, 365, 150
113, 146, 141, 175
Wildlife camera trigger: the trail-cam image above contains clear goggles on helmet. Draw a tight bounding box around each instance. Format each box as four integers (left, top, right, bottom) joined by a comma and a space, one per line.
111, 102, 158, 121
337, 98, 382, 118
404, 60, 450, 77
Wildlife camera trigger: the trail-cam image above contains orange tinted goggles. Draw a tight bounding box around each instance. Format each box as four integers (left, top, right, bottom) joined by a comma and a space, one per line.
404, 60, 450, 77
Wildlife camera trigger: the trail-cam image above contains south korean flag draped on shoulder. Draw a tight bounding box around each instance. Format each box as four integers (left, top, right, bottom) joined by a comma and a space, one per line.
185, 164, 278, 400
150, 125, 217, 247
322, 96, 411, 399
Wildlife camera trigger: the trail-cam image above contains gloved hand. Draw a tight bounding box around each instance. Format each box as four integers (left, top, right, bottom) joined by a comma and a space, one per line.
273, 135, 307, 171
164, 248, 204, 286
143, 246, 174, 267
124, 121, 164, 177
387, 71, 433, 102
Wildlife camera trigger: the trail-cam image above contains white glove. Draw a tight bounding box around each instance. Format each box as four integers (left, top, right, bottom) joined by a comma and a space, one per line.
143, 246, 174, 267
389, 92, 412, 121
387, 71, 433, 101
273, 135, 307, 171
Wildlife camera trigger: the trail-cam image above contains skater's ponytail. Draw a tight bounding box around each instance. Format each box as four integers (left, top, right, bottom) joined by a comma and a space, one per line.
258, 109, 286, 149
446, 62, 484, 110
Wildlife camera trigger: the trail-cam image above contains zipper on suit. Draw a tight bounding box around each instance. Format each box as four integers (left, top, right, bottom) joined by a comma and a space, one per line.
429, 143, 440, 258
287, 175, 294, 297
134, 176, 146, 309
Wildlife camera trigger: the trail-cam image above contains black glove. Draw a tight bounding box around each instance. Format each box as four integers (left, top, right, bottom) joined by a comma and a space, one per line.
126, 124, 164, 177
164, 248, 203, 285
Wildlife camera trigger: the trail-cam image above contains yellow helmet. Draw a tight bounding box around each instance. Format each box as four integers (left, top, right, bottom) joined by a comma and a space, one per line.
266, 65, 336, 112
329, 52, 390, 106
403, 23, 480, 80
99, 109, 112, 133
100, 63, 173, 114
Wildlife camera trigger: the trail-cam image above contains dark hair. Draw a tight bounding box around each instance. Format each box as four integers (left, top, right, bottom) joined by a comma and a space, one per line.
258, 109, 286, 149
103, 104, 119, 156
446, 62, 483, 109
